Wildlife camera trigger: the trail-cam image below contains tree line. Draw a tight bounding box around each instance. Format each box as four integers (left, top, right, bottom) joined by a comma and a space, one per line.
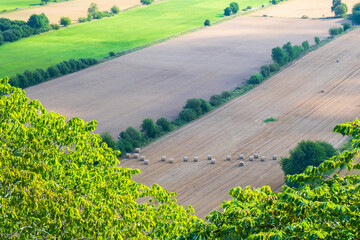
8, 58, 98, 89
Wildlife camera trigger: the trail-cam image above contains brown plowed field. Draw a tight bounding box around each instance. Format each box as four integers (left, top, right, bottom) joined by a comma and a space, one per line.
122, 28, 360, 218
0, 0, 141, 23
251, 0, 358, 18
25, 17, 344, 135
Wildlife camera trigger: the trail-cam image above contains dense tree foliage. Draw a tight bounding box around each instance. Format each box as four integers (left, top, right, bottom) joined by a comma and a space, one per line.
224, 7, 231, 16
315, 36, 320, 45
27, 13, 49, 31
229, 2, 239, 14
141, 0, 154, 5
0, 77, 201, 238
204, 19, 211, 26
334, 4, 348, 16
181, 119, 360, 239
352, 3, 360, 24
247, 73, 264, 84
329, 26, 343, 37
280, 140, 336, 176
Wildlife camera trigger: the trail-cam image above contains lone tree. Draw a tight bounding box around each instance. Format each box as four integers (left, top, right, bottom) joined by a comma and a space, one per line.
334, 4, 348, 16
27, 13, 49, 32
280, 140, 336, 176
331, 0, 341, 12
204, 19, 211, 26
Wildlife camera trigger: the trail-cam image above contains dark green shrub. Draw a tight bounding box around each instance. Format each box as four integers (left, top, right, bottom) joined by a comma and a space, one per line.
342, 22, 351, 31
334, 4, 347, 16
272, 0, 279, 4
204, 19, 211, 26
141, 0, 154, 5
280, 140, 336, 176
27, 13, 50, 32
35, 68, 50, 82
247, 6, 252, 9
93, 11, 106, 19
247, 74, 264, 85
210, 94, 222, 107
47, 66, 60, 78
221, 91, 231, 99
16, 73, 28, 88
314, 36, 320, 45
2, 30, 19, 42
302, 40, 310, 51
271, 46, 289, 66
199, 98, 212, 113
141, 118, 160, 138
229, 2, 239, 14
184, 98, 202, 116
269, 63, 280, 72
111, 5, 120, 14
260, 65, 271, 78
109, 51, 115, 57
23, 70, 35, 86
156, 117, 172, 132
21, 25, 34, 36
352, 3, 360, 24
331, 0, 341, 12
179, 108, 197, 122
0, 33, 3, 45
60, 17, 71, 26
329, 27, 343, 37
224, 7, 231, 16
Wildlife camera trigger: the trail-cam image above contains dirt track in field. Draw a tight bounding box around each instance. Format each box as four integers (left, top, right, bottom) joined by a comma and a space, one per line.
0, 0, 141, 23
122, 28, 360, 218
25, 17, 345, 136
251, 0, 358, 18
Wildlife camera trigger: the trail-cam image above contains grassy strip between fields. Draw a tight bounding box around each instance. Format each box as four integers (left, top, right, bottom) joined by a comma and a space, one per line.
105, 25, 356, 157
0, 0, 270, 77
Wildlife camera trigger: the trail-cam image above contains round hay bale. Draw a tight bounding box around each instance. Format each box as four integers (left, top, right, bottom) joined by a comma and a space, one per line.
144, 160, 149, 165
135, 148, 140, 153
336, 59, 339, 63
254, 154, 259, 159
261, 156, 265, 162
184, 157, 188, 162
194, 157, 198, 162
226, 155, 231, 161
239, 154, 244, 159
169, 158, 174, 163
211, 159, 215, 164
161, 156, 166, 161
249, 156, 254, 161
140, 156, 145, 161
207, 155, 212, 160
273, 155, 277, 160
134, 153, 139, 159
239, 161, 245, 167
125, 153, 131, 158
321, 89, 325, 93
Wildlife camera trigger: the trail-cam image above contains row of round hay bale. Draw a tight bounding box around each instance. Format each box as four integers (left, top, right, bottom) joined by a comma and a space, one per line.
126, 153, 131, 158
211, 159, 216, 164
184, 157, 188, 162
135, 148, 140, 153
144, 160, 149, 165
169, 158, 174, 163
207, 155, 212, 160
194, 157, 198, 162
226, 156, 231, 161
134, 153, 139, 159
161, 156, 166, 161
239, 154, 244, 160
239, 161, 245, 167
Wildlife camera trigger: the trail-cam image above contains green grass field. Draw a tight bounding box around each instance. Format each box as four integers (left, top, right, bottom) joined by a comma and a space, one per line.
0, 0, 41, 11
0, 0, 269, 77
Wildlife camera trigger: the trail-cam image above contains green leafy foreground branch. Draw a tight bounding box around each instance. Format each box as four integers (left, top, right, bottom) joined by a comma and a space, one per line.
1, 76, 360, 239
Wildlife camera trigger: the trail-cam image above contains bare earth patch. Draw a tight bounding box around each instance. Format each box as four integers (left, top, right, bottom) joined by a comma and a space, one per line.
121, 28, 360, 218
0, 0, 141, 23
250, 0, 359, 18
25, 17, 344, 136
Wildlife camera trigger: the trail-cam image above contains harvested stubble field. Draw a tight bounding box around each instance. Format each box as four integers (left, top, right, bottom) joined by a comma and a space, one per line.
251, 0, 359, 18
0, 0, 141, 23
25, 17, 344, 135
122, 28, 360, 218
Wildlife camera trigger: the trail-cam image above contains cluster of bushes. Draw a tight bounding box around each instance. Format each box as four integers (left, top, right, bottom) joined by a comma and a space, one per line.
8, 58, 98, 89
329, 26, 343, 37
102, 117, 173, 156
0, 14, 52, 45
78, 3, 120, 22
224, 2, 239, 16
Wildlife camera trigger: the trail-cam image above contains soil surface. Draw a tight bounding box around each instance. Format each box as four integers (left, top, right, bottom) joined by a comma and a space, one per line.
25, 17, 345, 136
122, 28, 360, 218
